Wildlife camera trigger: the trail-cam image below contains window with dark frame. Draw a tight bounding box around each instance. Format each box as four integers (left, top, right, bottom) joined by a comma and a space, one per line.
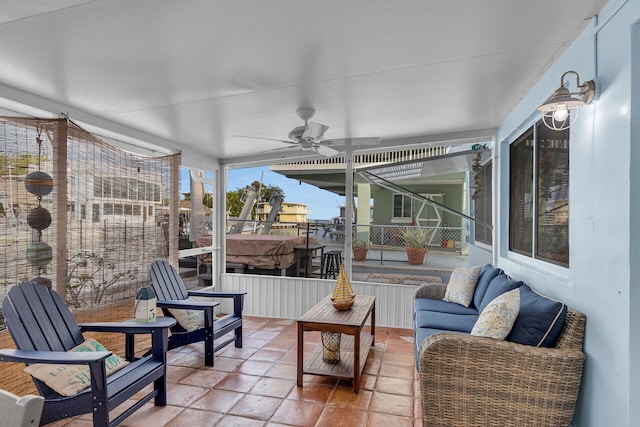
509, 122, 569, 267
392, 193, 413, 219
474, 160, 492, 245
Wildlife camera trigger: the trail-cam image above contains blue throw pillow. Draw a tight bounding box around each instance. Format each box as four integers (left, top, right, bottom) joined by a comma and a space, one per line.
472, 264, 503, 310
478, 273, 523, 313
507, 285, 568, 347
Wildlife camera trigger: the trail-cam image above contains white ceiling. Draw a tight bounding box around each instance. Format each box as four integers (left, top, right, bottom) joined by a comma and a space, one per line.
0, 0, 607, 168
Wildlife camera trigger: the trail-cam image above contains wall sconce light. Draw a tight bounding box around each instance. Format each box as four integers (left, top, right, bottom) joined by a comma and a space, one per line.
538, 70, 596, 130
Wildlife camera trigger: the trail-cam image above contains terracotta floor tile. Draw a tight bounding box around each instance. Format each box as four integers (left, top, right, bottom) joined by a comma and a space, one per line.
414, 397, 423, 421
327, 385, 372, 410
228, 394, 283, 420
378, 363, 415, 380
383, 352, 414, 366
278, 350, 298, 365
264, 361, 297, 380
263, 337, 297, 351
166, 383, 208, 407
385, 341, 415, 354
249, 348, 287, 362
369, 392, 414, 417
249, 330, 281, 340
118, 404, 184, 426
215, 372, 261, 393
216, 414, 266, 426
287, 383, 335, 404
238, 359, 274, 376
317, 406, 368, 427
163, 408, 223, 426
270, 400, 324, 426
249, 376, 295, 398
244, 338, 270, 349
166, 365, 197, 383
167, 351, 205, 368
210, 356, 244, 372
223, 346, 259, 359
374, 376, 414, 396
363, 360, 381, 375
179, 368, 227, 388
358, 373, 378, 391
191, 389, 244, 413
365, 411, 415, 427
367, 347, 385, 361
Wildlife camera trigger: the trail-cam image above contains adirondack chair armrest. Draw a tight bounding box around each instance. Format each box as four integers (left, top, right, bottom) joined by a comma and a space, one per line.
80, 318, 176, 361
0, 348, 111, 365
186, 291, 246, 315
79, 318, 177, 334
187, 290, 246, 299
157, 299, 220, 310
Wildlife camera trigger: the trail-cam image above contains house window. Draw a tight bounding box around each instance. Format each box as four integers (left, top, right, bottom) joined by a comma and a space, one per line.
509, 122, 569, 266
474, 161, 492, 245
392, 193, 413, 219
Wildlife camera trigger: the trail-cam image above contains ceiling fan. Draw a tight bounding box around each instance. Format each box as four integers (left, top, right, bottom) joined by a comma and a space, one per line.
237, 108, 380, 157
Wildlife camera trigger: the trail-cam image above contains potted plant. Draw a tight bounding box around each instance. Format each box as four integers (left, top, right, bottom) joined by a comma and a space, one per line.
402, 227, 431, 265
352, 239, 369, 262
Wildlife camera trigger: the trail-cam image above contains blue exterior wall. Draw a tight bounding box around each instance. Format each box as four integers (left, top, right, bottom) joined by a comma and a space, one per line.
482, 0, 640, 425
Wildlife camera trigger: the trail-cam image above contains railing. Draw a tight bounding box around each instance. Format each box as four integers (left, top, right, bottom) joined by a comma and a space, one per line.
223, 219, 467, 271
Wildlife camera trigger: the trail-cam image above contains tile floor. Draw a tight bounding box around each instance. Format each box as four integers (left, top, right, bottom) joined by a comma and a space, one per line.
44, 316, 422, 427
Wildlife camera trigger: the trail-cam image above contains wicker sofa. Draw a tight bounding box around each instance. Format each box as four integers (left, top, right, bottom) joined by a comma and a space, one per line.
413, 264, 586, 426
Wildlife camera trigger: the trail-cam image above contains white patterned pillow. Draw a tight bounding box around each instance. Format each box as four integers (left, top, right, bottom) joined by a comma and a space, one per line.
24, 338, 128, 396
471, 288, 521, 340
168, 298, 205, 332
443, 265, 482, 307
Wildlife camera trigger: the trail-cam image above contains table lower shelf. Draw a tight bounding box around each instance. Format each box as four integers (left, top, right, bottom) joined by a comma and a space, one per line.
303, 333, 374, 379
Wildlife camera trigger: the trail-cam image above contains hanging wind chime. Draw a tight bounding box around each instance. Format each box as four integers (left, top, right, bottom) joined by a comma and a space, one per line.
25, 127, 53, 287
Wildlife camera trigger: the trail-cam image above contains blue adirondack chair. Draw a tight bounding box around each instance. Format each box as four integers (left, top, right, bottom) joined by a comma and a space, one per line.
148, 260, 246, 367
0, 280, 176, 427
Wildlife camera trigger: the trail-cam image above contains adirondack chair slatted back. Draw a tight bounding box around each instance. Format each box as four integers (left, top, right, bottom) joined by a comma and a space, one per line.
149, 260, 189, 301
3, 281, 84, 353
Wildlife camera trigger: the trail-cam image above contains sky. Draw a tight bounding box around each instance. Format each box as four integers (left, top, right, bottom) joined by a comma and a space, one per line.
180, 166, 344, 220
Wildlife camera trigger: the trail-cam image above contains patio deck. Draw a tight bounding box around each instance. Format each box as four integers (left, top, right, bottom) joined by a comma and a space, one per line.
44, 315, 420, 427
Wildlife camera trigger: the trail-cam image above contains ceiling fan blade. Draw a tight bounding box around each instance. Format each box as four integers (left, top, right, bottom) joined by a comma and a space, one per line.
324, 137, 381, 146
234, 135, 298, 145
302, 122, 329, 141
315, 144, 339, 157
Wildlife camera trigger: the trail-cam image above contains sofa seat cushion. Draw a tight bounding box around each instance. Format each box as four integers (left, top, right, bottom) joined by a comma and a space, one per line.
415, 297, 479, 315
415, 310, 478, 332
478, 273, 524, 313
507, 285, 568, 347
472, 264, 503, 310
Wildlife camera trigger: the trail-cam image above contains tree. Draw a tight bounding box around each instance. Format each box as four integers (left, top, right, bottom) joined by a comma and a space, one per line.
225, 182, 285, 218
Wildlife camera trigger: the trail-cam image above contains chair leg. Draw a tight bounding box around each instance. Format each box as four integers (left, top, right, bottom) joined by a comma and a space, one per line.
154, 376, 168, 406
204, 307, 215, 367
235, 326, 243, 348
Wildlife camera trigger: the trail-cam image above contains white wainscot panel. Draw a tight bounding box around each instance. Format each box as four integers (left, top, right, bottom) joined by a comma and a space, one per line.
219, 274, 417, 329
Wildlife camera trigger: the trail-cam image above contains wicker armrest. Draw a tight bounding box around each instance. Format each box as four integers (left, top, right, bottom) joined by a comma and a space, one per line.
414, 282, 447, 300
418, 332, 585, 427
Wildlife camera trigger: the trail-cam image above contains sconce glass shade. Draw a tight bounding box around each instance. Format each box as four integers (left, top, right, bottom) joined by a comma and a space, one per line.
538, 71, 595, 131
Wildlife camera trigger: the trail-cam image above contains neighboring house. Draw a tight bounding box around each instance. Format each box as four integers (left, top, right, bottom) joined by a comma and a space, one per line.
256, 201, 310, 223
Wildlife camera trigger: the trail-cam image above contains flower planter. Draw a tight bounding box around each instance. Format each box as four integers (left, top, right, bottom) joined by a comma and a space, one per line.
405, 246, 427, 265
353, 247, 368, 262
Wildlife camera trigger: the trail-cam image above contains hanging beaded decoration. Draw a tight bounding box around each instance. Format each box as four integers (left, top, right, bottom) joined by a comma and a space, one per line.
24, 127, 53, 287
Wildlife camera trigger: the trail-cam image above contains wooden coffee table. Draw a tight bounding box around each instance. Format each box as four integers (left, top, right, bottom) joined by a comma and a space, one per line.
297, 294, 375, 393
